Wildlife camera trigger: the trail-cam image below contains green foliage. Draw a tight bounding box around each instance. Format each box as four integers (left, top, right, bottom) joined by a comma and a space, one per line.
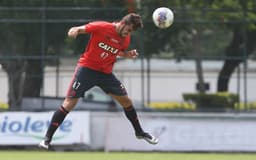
147, 101, 196, 111
1, 0, 255, 59
235, 102, 256, 111
0, 0, 126, 58
183, 92, 239, 111
209, 0, 256, 30
0, 100, 9, 111
139, 0, 256, 59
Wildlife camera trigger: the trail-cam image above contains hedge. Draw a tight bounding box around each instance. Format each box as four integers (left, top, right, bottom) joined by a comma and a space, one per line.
182, 92, 239, 112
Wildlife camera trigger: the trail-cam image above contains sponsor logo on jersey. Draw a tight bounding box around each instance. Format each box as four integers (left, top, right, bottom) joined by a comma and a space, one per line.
98, 42, 119, 54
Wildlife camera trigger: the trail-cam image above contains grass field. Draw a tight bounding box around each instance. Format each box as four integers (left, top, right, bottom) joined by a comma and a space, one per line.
1, 151, 256, 160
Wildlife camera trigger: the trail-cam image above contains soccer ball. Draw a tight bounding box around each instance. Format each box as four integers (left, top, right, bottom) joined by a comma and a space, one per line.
152, 7, 174, 29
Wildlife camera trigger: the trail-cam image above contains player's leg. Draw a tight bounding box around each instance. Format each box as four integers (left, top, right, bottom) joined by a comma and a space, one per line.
110, 94, 143, 132
99, 73, 158, 144
39, 66, 96, 150
39, 97, 78, 150
110, 94, 158, 144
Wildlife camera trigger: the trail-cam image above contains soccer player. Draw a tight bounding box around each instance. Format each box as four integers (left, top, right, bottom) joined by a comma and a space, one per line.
39, 13, 158, 150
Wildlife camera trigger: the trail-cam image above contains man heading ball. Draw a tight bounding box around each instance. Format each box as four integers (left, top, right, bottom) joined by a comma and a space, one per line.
39, 13, 158, 150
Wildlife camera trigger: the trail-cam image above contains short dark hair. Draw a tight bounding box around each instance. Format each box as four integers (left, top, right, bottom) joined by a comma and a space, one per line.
121, 13, 143, 31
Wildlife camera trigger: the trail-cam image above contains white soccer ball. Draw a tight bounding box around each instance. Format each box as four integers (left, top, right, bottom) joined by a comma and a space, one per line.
152, 7, 174, 29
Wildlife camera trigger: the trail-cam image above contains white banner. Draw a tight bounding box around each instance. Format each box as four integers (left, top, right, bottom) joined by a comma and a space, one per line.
105, 116, 256, 151
0, 111, 90, 145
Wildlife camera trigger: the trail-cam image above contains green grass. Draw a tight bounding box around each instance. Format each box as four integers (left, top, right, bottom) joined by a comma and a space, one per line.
1, 151, 256, 160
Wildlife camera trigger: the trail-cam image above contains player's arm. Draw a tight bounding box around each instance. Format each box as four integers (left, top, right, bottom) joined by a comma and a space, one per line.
68, 25, 87, 38
118, 49, 138, 59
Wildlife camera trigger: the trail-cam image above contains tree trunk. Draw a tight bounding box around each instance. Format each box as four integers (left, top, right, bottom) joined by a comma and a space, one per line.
192, 29, 206, 93
1, 59, 44, 110
217, 59, 242, 91
1, 60, 26, 110
217, 29, 255, 92
23, 59, 43, 97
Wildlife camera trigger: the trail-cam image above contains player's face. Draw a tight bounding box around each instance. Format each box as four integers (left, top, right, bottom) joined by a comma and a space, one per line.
118, 23, 133, 37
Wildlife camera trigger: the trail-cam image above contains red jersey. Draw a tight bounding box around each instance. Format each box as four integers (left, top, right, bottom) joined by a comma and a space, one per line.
78, 21, 130, 74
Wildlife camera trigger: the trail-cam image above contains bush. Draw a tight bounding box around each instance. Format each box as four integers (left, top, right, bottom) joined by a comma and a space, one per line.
147, 101, 196, 111
235, 102, 256, 111
182, 92, 239, 112
0, 100, 9, 111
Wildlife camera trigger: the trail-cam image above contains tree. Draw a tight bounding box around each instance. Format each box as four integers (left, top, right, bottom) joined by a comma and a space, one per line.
215, 0, 256, 91
0, 0, 126, 110
140, 0, 256, 94
0, 0, 52, 110
1, 0, 255, 110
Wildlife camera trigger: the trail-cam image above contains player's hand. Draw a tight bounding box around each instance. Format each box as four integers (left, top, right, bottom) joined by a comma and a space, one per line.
127, 49, 139, 59
68, 27, 79, 38
68, 26, 86, 38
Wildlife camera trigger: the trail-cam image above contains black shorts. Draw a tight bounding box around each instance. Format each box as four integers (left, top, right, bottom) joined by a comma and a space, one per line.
66, 66, 127, 98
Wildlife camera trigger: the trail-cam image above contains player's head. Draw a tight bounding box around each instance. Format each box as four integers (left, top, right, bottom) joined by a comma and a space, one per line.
121, 13, 143, 31
116, 13, 143, 37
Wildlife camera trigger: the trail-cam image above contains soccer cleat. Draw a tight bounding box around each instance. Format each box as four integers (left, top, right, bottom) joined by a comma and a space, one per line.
38, 140, 50, 150
135, 132, 159, 145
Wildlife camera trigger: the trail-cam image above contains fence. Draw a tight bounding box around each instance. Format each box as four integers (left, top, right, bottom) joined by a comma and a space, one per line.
0, 5, 255, 112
